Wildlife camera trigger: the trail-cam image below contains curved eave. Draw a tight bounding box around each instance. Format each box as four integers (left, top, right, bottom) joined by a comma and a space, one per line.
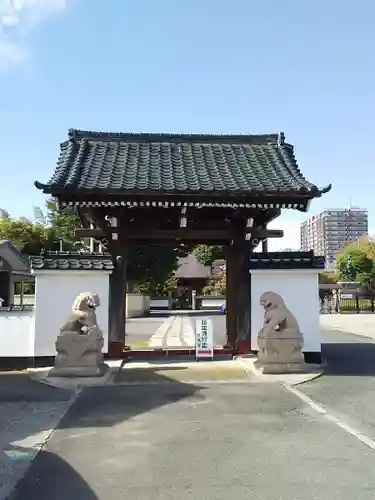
34, 180, 49, 193
318, 183, 332, 195
34, 183, 330, 197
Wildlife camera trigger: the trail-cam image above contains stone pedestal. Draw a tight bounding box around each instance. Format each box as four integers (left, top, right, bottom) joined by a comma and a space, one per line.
255, 291, 309, 374
49, 330, 109, 378
256, 332, 308, 374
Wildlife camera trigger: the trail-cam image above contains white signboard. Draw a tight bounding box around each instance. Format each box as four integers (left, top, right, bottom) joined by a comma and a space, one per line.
195, 318, 214, 360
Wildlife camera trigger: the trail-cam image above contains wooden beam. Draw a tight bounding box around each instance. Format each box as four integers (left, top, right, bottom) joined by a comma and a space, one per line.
75, 228, 108, 238
251, 229, 283, 239
75, 227, 284, 240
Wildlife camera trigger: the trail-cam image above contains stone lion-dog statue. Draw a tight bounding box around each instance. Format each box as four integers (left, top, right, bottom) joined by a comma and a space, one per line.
49, 292, 108, 378
256, 291, 307, 373
60, 292, 101, 336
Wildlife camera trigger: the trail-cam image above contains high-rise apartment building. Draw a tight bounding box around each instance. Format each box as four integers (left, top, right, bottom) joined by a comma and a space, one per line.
300, 207, 368, 268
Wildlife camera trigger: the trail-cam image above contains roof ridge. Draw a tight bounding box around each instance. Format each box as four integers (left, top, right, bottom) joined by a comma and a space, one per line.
68, 129, 282, 145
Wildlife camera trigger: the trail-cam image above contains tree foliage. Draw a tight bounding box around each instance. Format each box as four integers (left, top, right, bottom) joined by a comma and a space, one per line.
318, 270, 338, 285
0, 216, 52, 255
336, 241, 375, 288
0, 201, 192, 292
0, 200, 83, 255
0, 209, 10, 220
127, 245, 190, 294
350, 236, 375, 261
202, 264, 226, 295
194, 245, 225, 267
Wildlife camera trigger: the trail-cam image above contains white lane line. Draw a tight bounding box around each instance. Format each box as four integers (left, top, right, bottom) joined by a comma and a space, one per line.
148, 316, 175, 347
182, 316, 195, 347
285, 384, 375, 451
165, 316, 183, 347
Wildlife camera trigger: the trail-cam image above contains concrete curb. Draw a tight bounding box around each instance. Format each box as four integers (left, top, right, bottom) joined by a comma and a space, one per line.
27, 360, 124, 390
236, 356, 324, 386
2, 389, 82, 500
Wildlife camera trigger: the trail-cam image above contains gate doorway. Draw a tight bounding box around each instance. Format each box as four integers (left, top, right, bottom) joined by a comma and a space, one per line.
35, 129, 331, 357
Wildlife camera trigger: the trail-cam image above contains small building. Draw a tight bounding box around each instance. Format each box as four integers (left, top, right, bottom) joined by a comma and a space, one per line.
0, 240, 31, 306
173, 253, 212, 307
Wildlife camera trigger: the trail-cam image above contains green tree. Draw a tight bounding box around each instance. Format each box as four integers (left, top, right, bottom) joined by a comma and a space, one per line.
127, 245, 190, 294
318, 270, 338, 285
0, 209, 10, 220
1, 200, 191, 289
0, 200, 84, 255
194, 245, 225, 267
336, 247, 375, 288
34, 200, 84, 251
351, 236, 375, 261
0, 216, 51, 255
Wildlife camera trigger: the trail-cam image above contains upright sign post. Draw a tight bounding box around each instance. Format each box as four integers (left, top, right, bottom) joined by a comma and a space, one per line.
195, 318, 214, 360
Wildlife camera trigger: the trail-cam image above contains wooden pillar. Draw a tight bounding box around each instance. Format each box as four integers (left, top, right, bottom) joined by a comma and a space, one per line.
226, 240, 251, 353
108, 249, 127, 357
261, 223, 268, 252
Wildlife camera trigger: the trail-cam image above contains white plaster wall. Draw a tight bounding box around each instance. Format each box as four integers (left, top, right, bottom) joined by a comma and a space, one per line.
32, 271, 110, 356
126, 294, 150, 318
251, 270, 321, 353
150, 298, 169, 309
0, 310, 34, 357
201, 297, 225, 310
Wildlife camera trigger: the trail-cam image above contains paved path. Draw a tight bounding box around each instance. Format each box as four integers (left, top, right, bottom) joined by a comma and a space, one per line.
148, 315, 196, 348
148, 312, 227, 348
320, 314, 375, 339
125, 315, 166, 347
299, 328, 375, 446
9, 379, 375, 500
0, 374, 76, 500
6, 320, 375, 499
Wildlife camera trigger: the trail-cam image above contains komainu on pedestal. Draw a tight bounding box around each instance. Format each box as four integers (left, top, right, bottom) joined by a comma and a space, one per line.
49, 292, 109, 377
256, 291, 308, 374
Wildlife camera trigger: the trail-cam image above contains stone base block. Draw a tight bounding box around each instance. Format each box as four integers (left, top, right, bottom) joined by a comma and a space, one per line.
48, 362, 109, 378
255, 359, 309, 374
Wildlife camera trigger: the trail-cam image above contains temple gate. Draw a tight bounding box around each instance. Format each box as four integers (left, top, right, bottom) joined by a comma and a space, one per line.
35, 129, 331, 357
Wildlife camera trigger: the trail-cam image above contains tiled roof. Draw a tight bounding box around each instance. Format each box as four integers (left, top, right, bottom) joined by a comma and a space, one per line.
0, 240, 30, 273
35, 129, 331, 197
30, 251, 114, 271
174, 254, 211, 279
249, 251, 325, 270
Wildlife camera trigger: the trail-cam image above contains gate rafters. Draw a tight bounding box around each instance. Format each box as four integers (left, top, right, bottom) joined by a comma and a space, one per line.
35, 129, 331, 355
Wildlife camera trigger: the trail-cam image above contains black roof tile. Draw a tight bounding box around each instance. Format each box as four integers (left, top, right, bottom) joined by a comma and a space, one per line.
35, 129, 331, 198
249, 251, 325, 270
30, 251, 114, 271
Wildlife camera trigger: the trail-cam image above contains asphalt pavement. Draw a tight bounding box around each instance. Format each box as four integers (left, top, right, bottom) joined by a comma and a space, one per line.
125, 311, 226, 349
4, 315, 375, 499
299, 327, 375, 442
125, 314, 166, 347
0, 374, 74, 500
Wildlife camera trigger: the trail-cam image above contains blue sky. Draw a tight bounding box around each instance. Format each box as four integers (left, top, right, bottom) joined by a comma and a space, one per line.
0, 0, 374, 250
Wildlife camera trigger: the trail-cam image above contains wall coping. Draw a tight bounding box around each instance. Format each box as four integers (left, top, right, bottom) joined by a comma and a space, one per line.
249, 251, 325, 270
31, 269, 112, 276
250, 268, 320, 275
30, 251, 114, 273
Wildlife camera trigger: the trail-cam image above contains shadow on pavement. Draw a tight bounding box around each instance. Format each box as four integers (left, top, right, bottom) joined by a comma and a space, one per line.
322, 341, 375, 376
0, 372, 74, 458
0, 372, 73, 403
4, 370, 203, 498
8, 447, 99, 500
149, 309, 223, 317
58, 368, 203, 431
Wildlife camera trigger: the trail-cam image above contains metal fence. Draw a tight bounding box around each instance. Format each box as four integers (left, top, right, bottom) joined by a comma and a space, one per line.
320, 294, 375, 314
